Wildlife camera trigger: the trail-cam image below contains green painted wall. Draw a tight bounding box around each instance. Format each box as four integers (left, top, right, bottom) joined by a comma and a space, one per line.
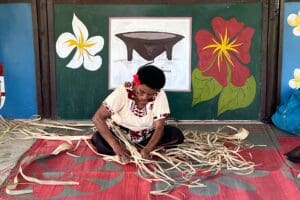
54, 3, 262, 120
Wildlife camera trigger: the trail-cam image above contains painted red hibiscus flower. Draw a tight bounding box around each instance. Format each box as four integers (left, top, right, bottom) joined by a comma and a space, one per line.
195, 17, 254, 87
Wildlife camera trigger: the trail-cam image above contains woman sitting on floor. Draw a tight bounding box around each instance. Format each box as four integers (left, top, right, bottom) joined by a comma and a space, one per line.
91, 64, 184, 162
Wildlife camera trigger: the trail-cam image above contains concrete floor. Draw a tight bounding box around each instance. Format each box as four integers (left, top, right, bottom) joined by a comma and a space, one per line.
0, 136, 35, 185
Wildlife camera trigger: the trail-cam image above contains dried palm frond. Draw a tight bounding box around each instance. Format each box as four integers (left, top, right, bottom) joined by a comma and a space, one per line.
0, 115, 94, 140
1, 116, 256, 198
104, 119, 256, 197
0, 115, 94, 194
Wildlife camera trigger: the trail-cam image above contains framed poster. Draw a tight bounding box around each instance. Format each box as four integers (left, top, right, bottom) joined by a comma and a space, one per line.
109, 17, 192, 91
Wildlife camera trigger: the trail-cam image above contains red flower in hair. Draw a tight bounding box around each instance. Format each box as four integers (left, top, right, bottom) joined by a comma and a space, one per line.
133, 74, 140, 86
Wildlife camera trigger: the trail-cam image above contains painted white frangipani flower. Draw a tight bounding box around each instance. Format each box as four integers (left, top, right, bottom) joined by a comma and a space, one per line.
56, 14, 104, 71
287, 11, 300, 36
289, 68, 300, 89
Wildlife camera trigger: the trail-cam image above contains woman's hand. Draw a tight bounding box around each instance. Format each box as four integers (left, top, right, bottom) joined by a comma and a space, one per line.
140, 147, 151, 159
113, 143, 131, 163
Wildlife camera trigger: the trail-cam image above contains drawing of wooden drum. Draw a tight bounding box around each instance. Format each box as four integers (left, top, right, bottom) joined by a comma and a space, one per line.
115, 31, 184, 61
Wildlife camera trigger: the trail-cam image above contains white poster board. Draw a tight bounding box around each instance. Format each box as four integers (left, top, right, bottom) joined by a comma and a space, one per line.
109, 17, 192, 91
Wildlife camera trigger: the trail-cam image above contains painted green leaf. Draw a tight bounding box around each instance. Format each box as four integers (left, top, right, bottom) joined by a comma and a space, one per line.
217, 75, 256, 116
192, 68, 222, 106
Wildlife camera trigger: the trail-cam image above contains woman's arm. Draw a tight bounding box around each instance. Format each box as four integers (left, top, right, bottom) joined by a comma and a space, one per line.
140, 118, 165, 159
92, 105, 130, 161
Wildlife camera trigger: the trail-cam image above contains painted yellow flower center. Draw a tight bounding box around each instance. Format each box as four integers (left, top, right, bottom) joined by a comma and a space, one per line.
294, 73, 300, 86
294, 14, 300, 26
203, 29, 242, 71
65, 29, 95, 59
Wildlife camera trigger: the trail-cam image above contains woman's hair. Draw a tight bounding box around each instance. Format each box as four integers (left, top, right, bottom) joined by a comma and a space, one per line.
137, 65, 166, 90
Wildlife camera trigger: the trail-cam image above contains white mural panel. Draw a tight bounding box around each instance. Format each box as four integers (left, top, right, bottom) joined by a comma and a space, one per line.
109, 17, 192, 91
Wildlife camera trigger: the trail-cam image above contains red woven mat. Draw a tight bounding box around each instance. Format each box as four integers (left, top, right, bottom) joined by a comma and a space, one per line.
1, 137, 299, 200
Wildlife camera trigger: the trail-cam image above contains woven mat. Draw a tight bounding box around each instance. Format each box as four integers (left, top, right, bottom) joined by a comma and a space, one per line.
0, 125, 300, 199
